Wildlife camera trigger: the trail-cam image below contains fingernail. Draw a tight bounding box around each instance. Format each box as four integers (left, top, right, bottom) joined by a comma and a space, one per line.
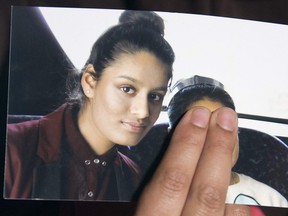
216, 108, 237, 132
190, 108, 211, 128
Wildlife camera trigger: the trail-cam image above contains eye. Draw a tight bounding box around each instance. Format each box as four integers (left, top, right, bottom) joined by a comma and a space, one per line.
149, 93, 164, 102
120, 86, 135, 94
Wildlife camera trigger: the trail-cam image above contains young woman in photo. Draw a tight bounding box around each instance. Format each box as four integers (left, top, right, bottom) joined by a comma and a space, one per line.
5, 10, 175, 201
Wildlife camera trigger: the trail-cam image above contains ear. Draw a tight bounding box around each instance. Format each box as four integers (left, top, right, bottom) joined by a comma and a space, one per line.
81, 64, 97, 99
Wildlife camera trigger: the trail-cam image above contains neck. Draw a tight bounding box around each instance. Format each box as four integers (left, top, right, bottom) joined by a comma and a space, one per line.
77, 104, 115, 155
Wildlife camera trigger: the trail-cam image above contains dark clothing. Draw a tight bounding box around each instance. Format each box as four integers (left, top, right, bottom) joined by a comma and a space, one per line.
5, 103, 140, 201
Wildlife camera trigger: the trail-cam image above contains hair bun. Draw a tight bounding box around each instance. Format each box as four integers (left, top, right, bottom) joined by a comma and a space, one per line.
118, 10, 165, 36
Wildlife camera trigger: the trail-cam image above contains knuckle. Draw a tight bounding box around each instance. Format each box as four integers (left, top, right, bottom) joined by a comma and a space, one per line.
159, 169, 188, 199
226, 205, 252, 216
210, 138, 234, 155
232, 208, 251, 216
176, 133, 203, 150
197, 185, 224, 211
186, 135, 202, 147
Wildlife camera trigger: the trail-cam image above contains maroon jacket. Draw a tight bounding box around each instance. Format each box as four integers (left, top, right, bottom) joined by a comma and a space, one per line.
5, 103, 141, 201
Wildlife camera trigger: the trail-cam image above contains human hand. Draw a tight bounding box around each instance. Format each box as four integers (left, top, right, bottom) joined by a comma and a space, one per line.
135, 107, 252, 216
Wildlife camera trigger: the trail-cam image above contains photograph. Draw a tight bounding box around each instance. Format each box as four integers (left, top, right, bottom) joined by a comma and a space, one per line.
4, 5, 288, 209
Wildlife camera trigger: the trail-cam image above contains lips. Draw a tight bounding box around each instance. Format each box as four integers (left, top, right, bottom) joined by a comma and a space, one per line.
122, 121, 147, 133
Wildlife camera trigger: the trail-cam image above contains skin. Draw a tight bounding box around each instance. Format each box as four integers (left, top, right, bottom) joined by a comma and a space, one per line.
78, 51, 169, 155
78, 54, 251, 215
135, 107, 252, 216
187, 98, 240, 171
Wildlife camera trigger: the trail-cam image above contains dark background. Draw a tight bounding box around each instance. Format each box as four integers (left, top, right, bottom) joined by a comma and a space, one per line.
1, 0, 288, 215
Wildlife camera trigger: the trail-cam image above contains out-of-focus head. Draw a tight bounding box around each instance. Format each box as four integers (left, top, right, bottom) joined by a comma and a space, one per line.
168, 75, 235, 128
167, 75, 238, 167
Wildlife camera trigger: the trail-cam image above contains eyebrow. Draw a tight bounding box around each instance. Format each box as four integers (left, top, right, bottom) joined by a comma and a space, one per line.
117, 75, 168, 92
117, 75, 138, 83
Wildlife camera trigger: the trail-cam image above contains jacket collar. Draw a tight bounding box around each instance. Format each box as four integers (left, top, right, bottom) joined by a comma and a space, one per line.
37, 103, 73, 162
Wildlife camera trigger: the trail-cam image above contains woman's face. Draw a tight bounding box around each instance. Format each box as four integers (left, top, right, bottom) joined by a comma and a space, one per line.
187, 98, 239, 168
82, 51, 169, 150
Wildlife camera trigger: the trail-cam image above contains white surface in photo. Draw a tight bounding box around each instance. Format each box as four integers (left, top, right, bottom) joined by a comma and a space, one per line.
40, 7, 288, 137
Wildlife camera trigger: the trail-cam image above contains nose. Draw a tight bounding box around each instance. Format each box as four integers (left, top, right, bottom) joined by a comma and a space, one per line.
130, 94, 150, 119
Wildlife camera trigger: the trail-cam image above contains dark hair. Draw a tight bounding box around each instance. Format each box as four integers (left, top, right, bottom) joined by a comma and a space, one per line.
118, 10, 165, 36
67, 10, 175, 106
168, 78, 235, 128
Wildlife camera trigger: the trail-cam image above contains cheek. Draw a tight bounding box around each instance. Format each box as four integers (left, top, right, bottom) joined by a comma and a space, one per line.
95, 86, 128, 114
149, 104, 163, 122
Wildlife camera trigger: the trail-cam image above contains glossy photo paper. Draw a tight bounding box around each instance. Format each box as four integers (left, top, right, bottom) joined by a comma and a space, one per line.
4, 6, 288, 208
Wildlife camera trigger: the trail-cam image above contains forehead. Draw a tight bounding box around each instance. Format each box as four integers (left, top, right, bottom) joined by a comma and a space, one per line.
188, 98, 224, 112
113, 50, 165, 67
101, 51, 169, 87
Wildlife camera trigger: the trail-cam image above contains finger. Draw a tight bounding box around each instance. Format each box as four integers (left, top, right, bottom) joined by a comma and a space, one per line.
225, 204, 252, 216
135, 108, 211, 216
182, 107, 238, 216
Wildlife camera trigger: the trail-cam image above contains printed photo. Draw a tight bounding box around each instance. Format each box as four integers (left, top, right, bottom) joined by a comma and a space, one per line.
4, 6, 288, 207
